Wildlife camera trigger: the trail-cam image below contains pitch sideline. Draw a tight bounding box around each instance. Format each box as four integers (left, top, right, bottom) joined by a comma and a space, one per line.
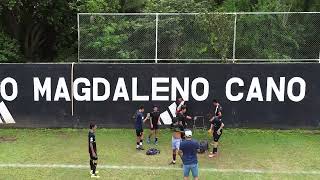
0, 163, 320, 175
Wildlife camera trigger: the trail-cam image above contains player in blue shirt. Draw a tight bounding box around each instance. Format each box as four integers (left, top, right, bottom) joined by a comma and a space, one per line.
179, 130, 200, 180
135, 105, 149, 150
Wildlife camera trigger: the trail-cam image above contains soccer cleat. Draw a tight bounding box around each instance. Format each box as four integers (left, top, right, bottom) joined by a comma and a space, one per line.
90, 170, 99, 174
208, 152, 217, 158
139, 146, 145, 150
91, 174, 100, 178
169, 161, 176, 165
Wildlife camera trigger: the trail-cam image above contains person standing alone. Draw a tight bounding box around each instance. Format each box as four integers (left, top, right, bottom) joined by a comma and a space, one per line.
88, 123, 99, 178
179, 130, 200, 180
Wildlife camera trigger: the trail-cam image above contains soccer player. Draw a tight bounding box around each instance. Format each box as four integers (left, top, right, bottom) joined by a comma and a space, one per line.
170, 119, 183, 165
177, 105, 192, 129
179, 130, 200, 180
147, 105, 160, 145
208, 99, 224, 158
88, 123, 100, 178
135, 105, 149, 150
170, 105, 190, 165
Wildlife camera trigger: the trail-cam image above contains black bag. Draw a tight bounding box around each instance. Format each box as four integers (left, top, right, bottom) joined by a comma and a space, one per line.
198, 140, 209, 153
146, 148, 160, 155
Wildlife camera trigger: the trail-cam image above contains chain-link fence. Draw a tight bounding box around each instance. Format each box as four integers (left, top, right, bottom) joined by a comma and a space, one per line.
78, 12, 320, 63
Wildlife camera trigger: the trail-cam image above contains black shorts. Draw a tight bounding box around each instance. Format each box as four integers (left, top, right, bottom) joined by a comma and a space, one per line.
90, 153, 98, 160
151, 123, 159, 130
213, 130, 222, 142
136, 129, 143, 137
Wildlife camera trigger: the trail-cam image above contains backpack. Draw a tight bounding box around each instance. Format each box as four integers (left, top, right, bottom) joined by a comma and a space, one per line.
146, 148, 160, 155
198, 140, 209, 154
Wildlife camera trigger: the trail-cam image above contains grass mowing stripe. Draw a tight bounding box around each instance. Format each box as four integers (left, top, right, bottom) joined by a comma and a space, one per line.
1, 163, 320, 175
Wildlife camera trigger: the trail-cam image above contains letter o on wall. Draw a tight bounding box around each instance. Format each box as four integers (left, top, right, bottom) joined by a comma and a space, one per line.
287, 77, 306, 102
0, 77, 18, 101
191, 78, 209, 101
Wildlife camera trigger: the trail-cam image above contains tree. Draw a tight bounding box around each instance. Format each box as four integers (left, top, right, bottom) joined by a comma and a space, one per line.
0, 30, 21, 62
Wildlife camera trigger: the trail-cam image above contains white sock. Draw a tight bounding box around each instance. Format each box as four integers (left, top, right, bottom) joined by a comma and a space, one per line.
139, 142, 142, 146
136, 145, 139, 148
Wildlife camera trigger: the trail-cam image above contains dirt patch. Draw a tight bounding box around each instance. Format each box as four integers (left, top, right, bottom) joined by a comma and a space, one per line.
0, 136, 17, 142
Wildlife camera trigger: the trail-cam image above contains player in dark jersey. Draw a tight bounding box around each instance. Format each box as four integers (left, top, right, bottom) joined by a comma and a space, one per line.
208, 99, 224, 158
88, 123, 100, 178
147, 105, 161, 145
176, 105, 192, 130
135, 105, 149, 150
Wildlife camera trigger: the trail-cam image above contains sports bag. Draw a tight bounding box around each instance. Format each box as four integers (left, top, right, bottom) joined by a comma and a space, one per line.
146, 148, 160, 155
198, 140, 209, 153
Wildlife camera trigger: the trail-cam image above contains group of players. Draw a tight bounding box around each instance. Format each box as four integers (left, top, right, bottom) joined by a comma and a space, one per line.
87, 98, 224, 178
134, 98, 224, 162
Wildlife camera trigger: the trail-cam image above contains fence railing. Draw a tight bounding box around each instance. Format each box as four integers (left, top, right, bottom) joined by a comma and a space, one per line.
78, 12, 320, 63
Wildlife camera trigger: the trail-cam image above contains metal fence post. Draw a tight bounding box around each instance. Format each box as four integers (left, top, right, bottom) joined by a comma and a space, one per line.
77, 13, 80, 62
155, 13, 159, 63
232, 13, 237, 63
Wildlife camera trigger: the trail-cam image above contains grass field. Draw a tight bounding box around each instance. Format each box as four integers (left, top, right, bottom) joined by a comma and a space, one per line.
0, 128, 320, 180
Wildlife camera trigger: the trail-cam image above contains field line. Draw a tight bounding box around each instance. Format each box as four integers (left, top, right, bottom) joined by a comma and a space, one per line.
0, 163, 320, 175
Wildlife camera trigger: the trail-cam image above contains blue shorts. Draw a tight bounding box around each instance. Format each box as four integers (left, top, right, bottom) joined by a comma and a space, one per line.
172, 137, 181, 150
183, 163, 199, 177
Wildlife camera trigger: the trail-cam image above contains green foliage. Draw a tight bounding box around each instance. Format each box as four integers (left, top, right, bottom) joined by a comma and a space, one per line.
144, 0, 212, 12
0, 30, 21, 62
1, 0, 320, 62
75, 0, 120, 13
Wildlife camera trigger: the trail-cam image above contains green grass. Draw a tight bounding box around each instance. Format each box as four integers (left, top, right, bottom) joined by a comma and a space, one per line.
0, 128, 320, 179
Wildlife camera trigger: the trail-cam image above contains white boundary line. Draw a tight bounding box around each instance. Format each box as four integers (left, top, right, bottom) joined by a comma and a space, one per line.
1, 164, 320, 175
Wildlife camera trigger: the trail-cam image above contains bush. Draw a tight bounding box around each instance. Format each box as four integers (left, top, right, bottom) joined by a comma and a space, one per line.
0, 31, 21, 62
